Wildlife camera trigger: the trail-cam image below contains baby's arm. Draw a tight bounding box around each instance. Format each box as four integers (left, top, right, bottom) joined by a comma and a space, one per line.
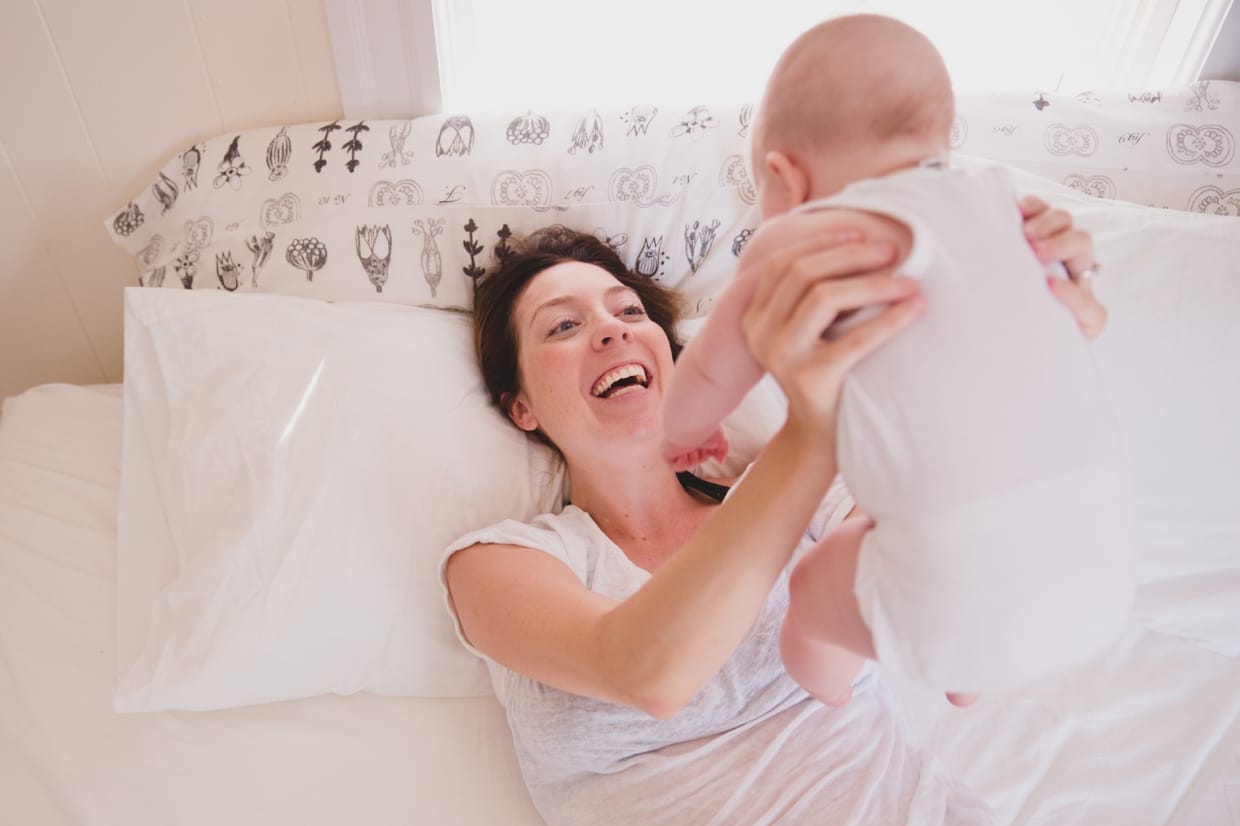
662, 209, 913, 467
661, 269, 765, 466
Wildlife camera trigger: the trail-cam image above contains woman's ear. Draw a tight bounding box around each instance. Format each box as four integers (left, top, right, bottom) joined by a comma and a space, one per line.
764, 150, 810, 208
504, 392, 539, 432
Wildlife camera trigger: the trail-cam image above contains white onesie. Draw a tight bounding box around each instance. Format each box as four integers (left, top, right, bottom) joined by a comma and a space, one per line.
664, 163, 1133, 693
822, 165, 1133, 692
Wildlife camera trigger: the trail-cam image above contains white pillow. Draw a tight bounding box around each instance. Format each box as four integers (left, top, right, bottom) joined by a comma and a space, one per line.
115, 288, 564, 711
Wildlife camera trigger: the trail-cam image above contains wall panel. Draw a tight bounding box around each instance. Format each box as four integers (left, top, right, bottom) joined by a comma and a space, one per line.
0, 140, 105, 394
189, 0, 313, 131
0, 0, 341, 401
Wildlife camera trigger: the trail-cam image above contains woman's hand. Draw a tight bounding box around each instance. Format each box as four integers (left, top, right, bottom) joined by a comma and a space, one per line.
738, 211, 925, 455
1020, 195, 1108, 340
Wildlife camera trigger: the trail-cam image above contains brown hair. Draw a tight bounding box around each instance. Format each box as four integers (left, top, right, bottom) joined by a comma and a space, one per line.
472, 226, 684, 444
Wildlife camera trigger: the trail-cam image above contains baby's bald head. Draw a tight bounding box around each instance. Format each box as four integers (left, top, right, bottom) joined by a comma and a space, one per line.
753, 15, 954, 186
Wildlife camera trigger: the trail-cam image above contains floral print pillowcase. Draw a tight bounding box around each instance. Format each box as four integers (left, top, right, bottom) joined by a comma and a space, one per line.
104, 85, 1238, 312
951, 81, 1239, 216
103, 104, 764, 316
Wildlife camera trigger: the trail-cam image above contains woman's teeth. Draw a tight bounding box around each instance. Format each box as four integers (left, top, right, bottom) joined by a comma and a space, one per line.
592, 364, 648, 397
607, 383, 643, 399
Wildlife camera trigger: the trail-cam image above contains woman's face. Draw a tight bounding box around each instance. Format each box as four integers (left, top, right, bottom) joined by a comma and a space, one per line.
507, 261, 675, 459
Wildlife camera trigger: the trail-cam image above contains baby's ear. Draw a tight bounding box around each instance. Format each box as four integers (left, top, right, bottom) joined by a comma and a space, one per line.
504, 392, 539, 432
763, 150, 810, 208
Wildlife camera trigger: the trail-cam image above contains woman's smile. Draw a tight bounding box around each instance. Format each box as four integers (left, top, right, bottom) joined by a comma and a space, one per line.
590, 362, 652, 399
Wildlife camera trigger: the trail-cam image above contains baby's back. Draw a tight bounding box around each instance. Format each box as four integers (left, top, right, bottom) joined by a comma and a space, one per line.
815, 165, 1133, 690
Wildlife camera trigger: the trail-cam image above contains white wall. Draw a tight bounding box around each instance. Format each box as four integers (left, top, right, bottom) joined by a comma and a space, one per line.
0, 0, 342, 400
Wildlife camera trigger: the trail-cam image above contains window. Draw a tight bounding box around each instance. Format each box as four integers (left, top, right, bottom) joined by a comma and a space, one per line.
326, 0, 1235, 117
431, 0, 1234, 110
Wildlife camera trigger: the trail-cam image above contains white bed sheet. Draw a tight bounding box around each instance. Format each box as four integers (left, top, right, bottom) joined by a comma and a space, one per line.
0, 384, 543, 826
3, 231, 1239, 823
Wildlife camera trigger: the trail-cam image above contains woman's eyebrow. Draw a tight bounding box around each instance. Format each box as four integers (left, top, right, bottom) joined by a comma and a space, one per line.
528, 296, 576, 332
529, 286, 635, 330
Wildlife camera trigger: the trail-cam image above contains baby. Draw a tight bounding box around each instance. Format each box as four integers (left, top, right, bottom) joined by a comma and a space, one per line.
662, 15, 1133, 705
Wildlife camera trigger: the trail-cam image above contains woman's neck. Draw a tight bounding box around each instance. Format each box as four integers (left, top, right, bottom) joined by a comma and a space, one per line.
565, 449, 712, 564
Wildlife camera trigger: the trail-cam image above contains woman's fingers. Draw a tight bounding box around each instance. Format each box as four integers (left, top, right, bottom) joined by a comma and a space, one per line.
817, 295, 925, 372
745, 213, 868, 309
1040, 229, 1097, 279
1029, 223, 1093, 265
768, 295, 925, 426
1018, 199, 1099, 277
736, 211, 926, 431
749, 232, 869, 309
752, 241, 899, 329
1018, 194, 1049, 220
744, 276, 924, 430
744, 268, 915, 367
780, 272, 919, 355
1022, 203, 1073, 245
1016, 196, 1108, 338
1047, 276, 1107, 340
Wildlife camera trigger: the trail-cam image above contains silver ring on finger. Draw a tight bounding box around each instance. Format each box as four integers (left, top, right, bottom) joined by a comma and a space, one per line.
1072, 262, 1103, 284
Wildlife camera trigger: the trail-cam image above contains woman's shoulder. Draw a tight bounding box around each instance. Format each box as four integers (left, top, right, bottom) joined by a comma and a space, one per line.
446, 507, 574, 552
442, 507, 600, 578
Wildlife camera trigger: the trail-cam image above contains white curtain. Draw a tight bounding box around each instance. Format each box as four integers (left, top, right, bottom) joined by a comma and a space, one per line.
428, 0, 1233, 111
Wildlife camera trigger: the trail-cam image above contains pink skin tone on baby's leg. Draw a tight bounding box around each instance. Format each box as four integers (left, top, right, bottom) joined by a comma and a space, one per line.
780, 516, 876, 706
780, 515, 979, 707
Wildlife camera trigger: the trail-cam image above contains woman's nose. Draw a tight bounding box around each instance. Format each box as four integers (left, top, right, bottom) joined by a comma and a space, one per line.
594, 317, 630, 348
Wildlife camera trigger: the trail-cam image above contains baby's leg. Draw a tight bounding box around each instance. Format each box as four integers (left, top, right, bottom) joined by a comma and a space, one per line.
780, 516, 877, 706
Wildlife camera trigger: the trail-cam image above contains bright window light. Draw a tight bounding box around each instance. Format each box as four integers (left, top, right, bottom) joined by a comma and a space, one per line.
430, 0, 1231, 112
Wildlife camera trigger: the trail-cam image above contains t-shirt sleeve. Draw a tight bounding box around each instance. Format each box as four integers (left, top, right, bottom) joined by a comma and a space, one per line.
438, 514, 582, 659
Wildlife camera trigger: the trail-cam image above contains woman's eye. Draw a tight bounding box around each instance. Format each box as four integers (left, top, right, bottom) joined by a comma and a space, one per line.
620, 304, 646, 318
548, 319, 576, 336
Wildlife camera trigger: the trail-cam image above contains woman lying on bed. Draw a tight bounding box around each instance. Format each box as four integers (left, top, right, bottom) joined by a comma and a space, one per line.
440, 199, 1104, 825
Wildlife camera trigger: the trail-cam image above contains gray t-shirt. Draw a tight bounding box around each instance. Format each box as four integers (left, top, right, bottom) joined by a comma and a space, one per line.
439, 477, 992, 825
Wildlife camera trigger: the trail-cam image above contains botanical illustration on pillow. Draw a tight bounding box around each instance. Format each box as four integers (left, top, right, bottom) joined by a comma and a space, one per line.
104, 85, 1239, 315
105, 103, 765, 314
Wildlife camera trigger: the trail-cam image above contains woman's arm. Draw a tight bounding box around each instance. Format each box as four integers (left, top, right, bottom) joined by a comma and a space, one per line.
447, 420, 847, 717
446, 219, 922, 718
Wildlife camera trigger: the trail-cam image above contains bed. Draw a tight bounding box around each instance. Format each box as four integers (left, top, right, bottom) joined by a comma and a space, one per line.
2, 84, 1239, 825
